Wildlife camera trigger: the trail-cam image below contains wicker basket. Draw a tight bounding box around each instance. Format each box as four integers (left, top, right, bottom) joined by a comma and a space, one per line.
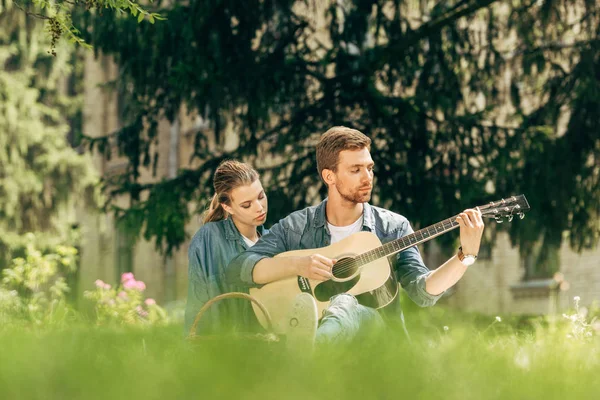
187, 292, 280, 344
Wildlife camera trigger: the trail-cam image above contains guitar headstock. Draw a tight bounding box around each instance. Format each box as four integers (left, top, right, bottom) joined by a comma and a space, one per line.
479, 195, 530, 223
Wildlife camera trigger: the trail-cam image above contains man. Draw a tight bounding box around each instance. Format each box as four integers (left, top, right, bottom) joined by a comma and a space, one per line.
226, 126, 484, 345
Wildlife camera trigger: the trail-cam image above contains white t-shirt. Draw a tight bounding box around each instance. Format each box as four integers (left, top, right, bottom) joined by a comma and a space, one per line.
327, 216, 363, 244
242, 235, 258, 248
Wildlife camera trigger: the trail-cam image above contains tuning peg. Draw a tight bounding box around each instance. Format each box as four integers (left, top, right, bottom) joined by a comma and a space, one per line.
519, 212, 525, 219
507, 215, 514, 222
495, 216, 503, 223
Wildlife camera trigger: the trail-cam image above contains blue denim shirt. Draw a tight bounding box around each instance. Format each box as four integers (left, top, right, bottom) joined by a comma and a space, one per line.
226, 200, 443, 326
184, 218, 266, 335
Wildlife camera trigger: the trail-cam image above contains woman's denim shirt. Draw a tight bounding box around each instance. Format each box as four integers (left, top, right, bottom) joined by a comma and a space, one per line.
226, 200, 443, 328
184, 218, 266, 335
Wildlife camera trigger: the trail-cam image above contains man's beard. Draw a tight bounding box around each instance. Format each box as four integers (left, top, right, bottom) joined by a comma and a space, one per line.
337, 184, 372, 204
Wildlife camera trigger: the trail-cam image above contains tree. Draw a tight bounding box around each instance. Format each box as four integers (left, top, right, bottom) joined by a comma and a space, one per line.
0, 3, 98, 267
8, 0, 163, 55
78, 0, 599, 278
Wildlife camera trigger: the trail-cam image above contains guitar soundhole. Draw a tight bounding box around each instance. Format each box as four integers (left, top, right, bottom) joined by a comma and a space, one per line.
313, 257, 361, 302
332, 257, 358, 279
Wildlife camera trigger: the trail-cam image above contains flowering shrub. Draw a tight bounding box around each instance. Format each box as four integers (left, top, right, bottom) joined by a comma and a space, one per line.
0, 235, 77, 326
563, 296, 596, 340
84, 273, 167, 326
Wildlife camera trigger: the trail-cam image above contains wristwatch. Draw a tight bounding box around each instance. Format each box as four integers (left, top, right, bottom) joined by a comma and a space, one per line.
458, 246, 477, 266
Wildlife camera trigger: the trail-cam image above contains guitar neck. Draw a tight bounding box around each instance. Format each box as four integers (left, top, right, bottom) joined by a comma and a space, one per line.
354, 215, 461, 266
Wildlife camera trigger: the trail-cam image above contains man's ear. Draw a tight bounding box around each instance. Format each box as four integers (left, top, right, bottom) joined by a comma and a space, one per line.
322, 168, 336, 186
221, 203, 234, 216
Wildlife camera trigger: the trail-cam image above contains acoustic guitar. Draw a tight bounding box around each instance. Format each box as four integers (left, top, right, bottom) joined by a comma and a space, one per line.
250, 195, 530, 333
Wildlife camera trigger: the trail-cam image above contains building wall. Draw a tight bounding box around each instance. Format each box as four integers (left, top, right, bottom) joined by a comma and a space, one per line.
557, 242, 600, 311
440, 233, 600, 315
78, 53, 119, 295
79, 53, 202, 303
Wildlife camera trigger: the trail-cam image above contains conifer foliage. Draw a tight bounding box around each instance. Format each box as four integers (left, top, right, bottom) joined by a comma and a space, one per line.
0, 3, 98, 266
79, 0, 599, 276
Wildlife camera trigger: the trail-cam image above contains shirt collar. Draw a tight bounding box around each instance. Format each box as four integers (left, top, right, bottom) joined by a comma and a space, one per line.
313, 199, 376, 231
314, 200, 328, 228
223, 217, 266, 240
223, 217, 239, 240
362, 202, 376, 231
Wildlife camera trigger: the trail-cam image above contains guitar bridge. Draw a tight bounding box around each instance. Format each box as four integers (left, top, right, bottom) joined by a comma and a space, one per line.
297, 276, 312, 294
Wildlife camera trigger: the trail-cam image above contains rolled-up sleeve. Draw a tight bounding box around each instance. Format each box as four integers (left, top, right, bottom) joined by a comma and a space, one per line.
226, 221, 289, 288
394, 220, 444, 307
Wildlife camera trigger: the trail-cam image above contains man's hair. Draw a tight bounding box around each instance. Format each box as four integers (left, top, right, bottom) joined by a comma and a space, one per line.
316, 126, 371, 183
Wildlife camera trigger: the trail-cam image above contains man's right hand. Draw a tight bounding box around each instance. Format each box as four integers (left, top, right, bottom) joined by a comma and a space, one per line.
294, 254, 336, 281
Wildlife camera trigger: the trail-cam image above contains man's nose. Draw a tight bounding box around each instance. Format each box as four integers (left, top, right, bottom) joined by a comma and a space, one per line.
362, 169, 372, 181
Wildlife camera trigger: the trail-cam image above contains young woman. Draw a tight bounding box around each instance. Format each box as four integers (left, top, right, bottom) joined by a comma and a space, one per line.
184, 160, 268, 335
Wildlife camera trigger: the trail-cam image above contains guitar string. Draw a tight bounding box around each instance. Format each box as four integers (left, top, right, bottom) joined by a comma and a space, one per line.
330, 217, 461, 276
327, 201, 520, 277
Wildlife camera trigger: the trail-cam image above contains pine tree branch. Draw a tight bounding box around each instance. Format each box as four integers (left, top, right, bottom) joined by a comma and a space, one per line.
369, 0, 500, 66
405, 0, 499, 48
510, 38, 600, 58
13, 1, 51, 20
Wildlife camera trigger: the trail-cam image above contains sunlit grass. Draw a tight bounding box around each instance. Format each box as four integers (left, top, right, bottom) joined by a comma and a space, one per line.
1, 301, 599, 400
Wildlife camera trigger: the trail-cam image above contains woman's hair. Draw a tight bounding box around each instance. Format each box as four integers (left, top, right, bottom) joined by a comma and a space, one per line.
203, 160, 260, 223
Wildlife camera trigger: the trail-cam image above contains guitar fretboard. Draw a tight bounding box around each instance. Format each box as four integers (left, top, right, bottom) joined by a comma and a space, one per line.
354, 215, 460, 266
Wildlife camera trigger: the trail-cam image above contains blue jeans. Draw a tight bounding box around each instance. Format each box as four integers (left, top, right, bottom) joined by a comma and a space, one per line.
315, 293, 385, 346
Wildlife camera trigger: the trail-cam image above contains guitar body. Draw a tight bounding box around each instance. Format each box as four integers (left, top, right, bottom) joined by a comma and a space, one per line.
249, 231, 399, 334
248, 195, 530, 334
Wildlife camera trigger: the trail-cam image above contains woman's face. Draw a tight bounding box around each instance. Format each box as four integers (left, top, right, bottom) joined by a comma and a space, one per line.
222, 179, 268, 227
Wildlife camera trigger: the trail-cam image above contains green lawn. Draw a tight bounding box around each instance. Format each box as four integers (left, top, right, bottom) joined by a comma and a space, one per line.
1, 305, 598, 400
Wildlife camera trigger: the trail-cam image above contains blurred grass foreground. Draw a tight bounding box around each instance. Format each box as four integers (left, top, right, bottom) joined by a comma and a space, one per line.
1, 239, 599, 399
1, 303, 600, 400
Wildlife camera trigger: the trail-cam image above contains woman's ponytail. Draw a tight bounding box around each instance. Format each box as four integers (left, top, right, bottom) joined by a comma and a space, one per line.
204, 193, 228, 223
202, 160, 259, 224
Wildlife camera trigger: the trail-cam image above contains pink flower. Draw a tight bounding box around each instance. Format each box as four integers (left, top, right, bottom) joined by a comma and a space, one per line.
136, 305, 149, 318
95, 280, 111, 290
123, 279, 138, 290
144, 298, 156, 306
118, 291, 128, 300
121, 272, 135, 283
123, 279, 146, 291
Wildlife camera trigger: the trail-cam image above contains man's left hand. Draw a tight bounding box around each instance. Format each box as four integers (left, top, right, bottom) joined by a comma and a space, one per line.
456, 208, 485, 255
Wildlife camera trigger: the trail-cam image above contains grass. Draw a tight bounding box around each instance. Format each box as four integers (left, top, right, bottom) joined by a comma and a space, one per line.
1, 303, 599, 400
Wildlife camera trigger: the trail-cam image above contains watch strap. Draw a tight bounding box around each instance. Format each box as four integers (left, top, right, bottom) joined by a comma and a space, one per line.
458, 246, 478, 262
